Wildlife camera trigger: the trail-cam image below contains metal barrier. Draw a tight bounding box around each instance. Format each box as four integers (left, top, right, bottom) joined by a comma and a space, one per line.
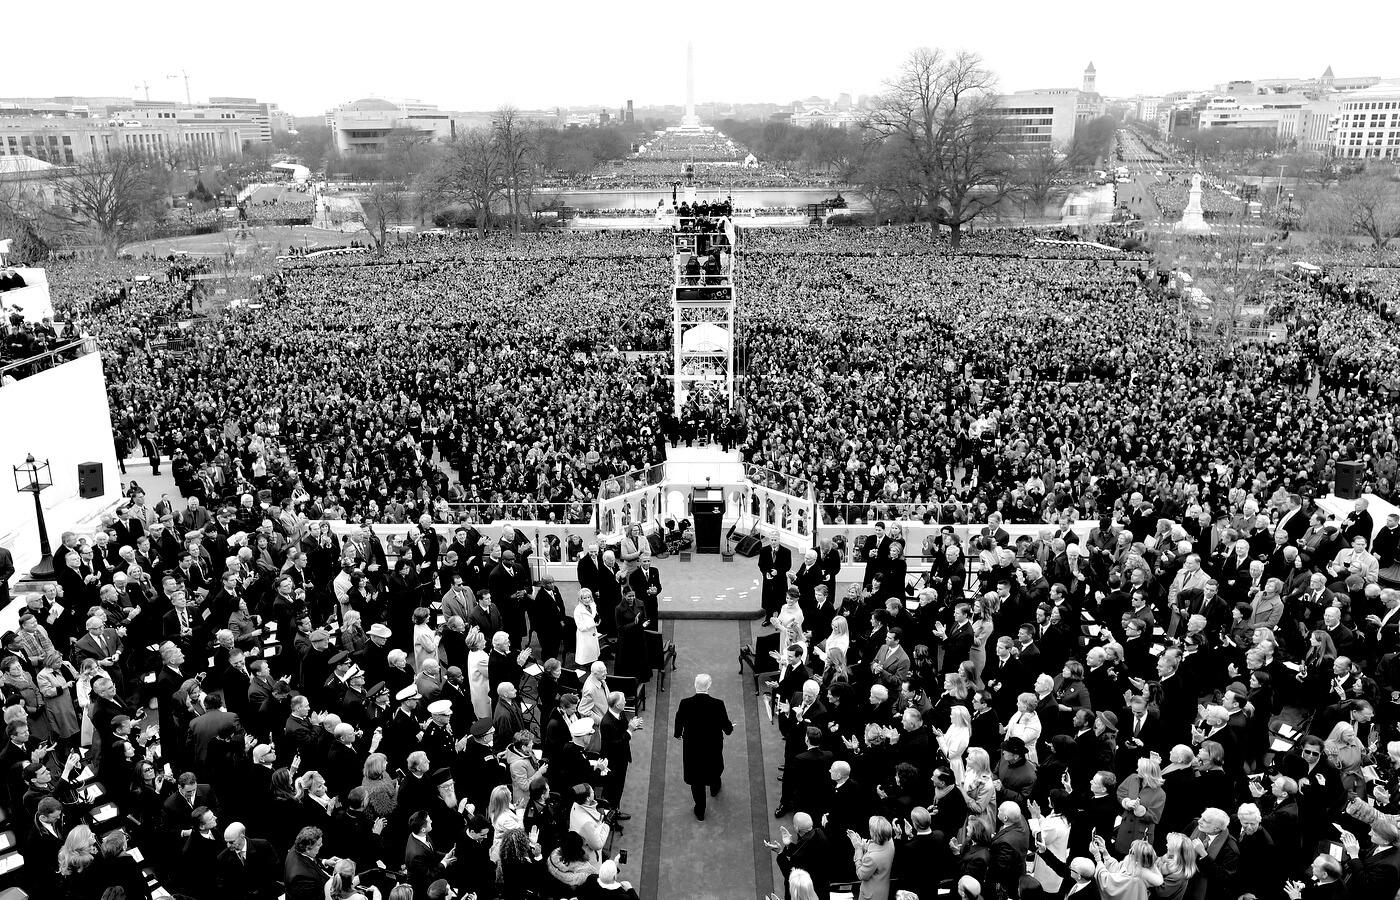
0, 337, 99, 382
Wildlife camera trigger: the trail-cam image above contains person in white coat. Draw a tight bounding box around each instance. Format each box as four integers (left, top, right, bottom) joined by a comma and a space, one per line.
574, 589, 601, 666
568, 782, 611, 866
466, 628, 492, 719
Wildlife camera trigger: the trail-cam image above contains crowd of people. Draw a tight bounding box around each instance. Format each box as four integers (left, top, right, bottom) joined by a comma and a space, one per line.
751, 487, 1400, 900
1147, 177, 1245, 219
0, 492, 651, 900
551, 160, 843, 190
20, 221, 1400, 533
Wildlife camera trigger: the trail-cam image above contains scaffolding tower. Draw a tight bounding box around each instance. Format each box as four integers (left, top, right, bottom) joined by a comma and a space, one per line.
670, 211, 736, 418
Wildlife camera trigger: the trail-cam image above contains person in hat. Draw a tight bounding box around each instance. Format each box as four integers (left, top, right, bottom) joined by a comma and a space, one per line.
359, 680, 393, 735
381, 685, 422, 770
421, 699, 463, 770
551, 716, 603, 802
357, 623, 392, 688
995, 735, 1036, 812
458, 718, 506, 811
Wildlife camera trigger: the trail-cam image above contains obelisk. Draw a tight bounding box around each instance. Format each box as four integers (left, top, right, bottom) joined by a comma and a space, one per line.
683, 41, 699, 128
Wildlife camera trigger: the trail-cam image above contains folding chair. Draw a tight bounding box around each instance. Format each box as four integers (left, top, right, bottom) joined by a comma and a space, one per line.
739, 631, 781, 695
607, 674, 644, 716
646, 629, 678, 692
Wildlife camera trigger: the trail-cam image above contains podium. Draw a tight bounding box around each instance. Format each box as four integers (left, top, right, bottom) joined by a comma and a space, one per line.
693, 488, 723, 553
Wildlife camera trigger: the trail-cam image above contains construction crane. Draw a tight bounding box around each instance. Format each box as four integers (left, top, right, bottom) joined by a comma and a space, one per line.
134, 81, 150, 101
167, 70, 192, 106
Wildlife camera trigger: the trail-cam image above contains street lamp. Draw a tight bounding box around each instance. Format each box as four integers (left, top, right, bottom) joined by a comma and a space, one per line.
13, 454, 55, 579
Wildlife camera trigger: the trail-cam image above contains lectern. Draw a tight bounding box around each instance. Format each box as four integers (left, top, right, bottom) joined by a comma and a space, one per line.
693, 488, 724, 553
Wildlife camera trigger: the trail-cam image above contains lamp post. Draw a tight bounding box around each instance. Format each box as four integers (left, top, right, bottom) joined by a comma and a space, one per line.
13, 454, 55, 579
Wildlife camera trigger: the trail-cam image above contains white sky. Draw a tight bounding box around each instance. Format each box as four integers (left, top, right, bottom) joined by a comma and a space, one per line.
6, 0, 1385, 116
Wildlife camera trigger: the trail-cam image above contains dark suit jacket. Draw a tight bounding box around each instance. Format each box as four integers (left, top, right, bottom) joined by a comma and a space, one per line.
215, 837, 282, 899
284, 850, 328, 900
1187, 823, 1240, 900
940, 621, 974, 674
187, 709, 242, 773
162, 784, 218, 837
1345, 844, 1400, 900
674, 692, 733, 785
403, 834, 447, 895
777, 827, 833, 900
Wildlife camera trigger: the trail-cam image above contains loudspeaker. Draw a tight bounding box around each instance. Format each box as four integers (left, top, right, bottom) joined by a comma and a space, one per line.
77, 462, 104, 499
733, 534, 763, 557
1336, 460, 1365, 501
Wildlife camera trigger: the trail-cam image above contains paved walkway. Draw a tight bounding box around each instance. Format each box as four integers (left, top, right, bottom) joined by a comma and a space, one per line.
641, 618, 783, 900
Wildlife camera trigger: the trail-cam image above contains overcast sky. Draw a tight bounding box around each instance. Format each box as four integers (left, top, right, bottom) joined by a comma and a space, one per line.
6, 1, 1384, 116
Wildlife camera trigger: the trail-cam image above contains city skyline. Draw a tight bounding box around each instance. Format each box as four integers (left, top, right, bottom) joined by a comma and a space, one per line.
2, 1, 1388, 117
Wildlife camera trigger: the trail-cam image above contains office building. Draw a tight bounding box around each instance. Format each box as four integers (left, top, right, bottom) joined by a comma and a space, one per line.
987, 89, 1079, 149
327, 98, 453, 155
1332, 82, 1400, 160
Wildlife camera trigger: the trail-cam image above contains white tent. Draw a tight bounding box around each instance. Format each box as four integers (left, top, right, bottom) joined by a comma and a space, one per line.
682, 322, 729, 354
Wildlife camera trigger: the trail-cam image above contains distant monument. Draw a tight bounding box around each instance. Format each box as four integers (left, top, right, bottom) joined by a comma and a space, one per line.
1174, 173, 1212, 235
670, 42, 710, 132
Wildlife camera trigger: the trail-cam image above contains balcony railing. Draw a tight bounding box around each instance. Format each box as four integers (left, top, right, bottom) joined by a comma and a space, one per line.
1, 337, 99, 383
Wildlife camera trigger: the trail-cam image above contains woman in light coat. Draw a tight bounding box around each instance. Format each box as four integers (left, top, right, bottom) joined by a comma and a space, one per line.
1114, 757, 1167, 855
574, 589, 601, 666
851, 815, 896, 900
465, 628, 492, 719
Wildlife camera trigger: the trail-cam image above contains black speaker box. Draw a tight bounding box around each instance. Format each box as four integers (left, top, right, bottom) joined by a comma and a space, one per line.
1336, 460, 1365, 501
734, 534, 763, 557
78, 461, 104, 499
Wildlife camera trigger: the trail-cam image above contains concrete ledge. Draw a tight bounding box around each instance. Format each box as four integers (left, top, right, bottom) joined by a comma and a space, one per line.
659, 609, 764, 620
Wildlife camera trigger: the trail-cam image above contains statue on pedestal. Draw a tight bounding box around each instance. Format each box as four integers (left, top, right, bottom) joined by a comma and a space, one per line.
1175, 172, 1211, 235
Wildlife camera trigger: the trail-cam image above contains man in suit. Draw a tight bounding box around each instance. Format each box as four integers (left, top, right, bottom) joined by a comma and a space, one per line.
788, 726, 836, 821
793, 549, 823, 613
403, 809, 454, 898
674, 673, 733, 820
765, 812, 832, 900
186, 693, 242, 780
760, 533, 793, 627
599, 691, 635, 814
1343, 498, 1375, 549
1340, 815, 1400, 900
776, 681, 828, 817
870, 627, 911, 688
1278, 493, 1309, 543
936, 602, 975, 674
627, 556, 663, 626
162, 772, 220, 843
577, 542, 605, 603
1189, 808, 1240, 900
284, 827, 330, 900
215, 821, 281, 900
73, 614, 126, 697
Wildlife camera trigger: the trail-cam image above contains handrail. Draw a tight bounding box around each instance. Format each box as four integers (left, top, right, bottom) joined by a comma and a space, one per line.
0, 337, 98, 381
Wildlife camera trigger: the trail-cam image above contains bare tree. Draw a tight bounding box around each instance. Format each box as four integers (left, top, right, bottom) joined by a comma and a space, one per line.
1010, 146, 1071, 220
359, 181, 409, 253
47, 150, 167, 257
430, 128, 506, 238
493, 106, 538, 236
1312, 175, 1400, 250
862, 48, 1012, 246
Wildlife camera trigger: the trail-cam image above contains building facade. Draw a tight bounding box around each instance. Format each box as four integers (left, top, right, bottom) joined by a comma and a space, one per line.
988, 89, 1080, 149
327, 98, 453, 155
0, 113, 249, 163
1332, 82, 1400, 159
